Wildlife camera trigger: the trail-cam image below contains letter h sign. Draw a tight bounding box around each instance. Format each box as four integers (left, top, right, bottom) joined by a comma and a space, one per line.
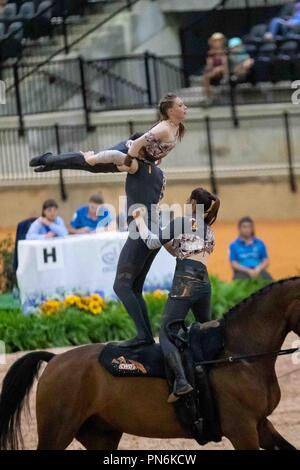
37, 244, 64, 271
43, 247, 57, 263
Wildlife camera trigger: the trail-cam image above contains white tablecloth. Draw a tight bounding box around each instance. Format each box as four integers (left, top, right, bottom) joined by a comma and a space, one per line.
17, 232, 176, 314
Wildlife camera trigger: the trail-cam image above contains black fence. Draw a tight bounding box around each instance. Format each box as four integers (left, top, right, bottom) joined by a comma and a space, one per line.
1, 0, 299, 134
0, 110, 298, 198
2, 49, 300, 133
0, 53, 185, 133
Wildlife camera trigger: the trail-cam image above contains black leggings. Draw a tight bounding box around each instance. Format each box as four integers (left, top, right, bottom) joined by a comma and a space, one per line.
31, 140, 132, 173
113, 232, 160, 340
159, 258, 211, 356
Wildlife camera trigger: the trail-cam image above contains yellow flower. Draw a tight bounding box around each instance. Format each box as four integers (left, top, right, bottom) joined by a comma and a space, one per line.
152, 289, 166, 299
40, 299, 62, 316
64, 295, 81, 307
89, 302, 103, 315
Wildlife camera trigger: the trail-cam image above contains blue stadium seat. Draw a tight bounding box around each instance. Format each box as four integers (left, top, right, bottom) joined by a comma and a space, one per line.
6, 21, 23, 41
279, 40, 299, 57
2, 3, 17, 19
244, 24, 268, 46
18, 1, 35, 19
258, 42, 277, 57
36, 0, 53, 19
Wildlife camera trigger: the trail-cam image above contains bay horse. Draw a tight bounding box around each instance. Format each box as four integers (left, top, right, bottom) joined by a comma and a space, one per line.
0, 277, 300, 450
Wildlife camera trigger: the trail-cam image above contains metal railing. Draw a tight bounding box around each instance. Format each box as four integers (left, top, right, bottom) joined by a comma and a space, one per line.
0, 53, 185, 133
0, 110, 298, 198
223, 0, 293, 7
2, 48, 299, 132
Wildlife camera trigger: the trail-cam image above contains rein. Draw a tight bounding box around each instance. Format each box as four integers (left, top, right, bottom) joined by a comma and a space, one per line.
196, 347, 300, 366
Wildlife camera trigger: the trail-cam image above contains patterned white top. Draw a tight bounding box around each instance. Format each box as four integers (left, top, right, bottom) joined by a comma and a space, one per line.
143, 130, 178, 162
171, 224, 215, 260
139, 217, 215, 259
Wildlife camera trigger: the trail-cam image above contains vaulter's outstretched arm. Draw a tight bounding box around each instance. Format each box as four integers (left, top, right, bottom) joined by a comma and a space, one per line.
133, 209, 202, 250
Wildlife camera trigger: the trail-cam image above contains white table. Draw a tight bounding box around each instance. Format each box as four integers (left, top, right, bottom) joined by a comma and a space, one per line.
17, 232, 176, 314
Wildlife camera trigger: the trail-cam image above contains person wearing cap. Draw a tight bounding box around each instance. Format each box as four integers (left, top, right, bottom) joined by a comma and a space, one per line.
26, 199, 68, 240
228, 37, 254, 81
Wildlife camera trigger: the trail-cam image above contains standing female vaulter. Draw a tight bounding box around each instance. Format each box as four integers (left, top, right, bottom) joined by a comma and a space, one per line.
134, 187, 220, 401
30, 93, 188, 348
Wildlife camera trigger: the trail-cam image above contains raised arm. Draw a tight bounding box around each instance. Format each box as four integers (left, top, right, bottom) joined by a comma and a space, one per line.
134, 209, 202, 250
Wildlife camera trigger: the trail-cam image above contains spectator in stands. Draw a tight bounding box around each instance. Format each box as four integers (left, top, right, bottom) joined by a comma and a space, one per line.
69, 193, 116, 234
267, 2, 300, 38
26, 199, 68, 240
202, 32, 228, 103
228, 37, 254, 82
229, 217, 273, 281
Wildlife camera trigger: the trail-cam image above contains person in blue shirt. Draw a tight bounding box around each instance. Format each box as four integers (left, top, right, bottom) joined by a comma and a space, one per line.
268, 2, 300, 37
69, 194, 116, 234
26, 199, 68, 240
229, 217, 273, 280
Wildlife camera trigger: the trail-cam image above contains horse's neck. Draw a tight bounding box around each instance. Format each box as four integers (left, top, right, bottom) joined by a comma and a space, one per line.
225, 292, 288, 356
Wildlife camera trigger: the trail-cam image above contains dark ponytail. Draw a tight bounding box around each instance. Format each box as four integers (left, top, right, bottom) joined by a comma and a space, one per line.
188, 187, 220, 226
159, 93, 185, 141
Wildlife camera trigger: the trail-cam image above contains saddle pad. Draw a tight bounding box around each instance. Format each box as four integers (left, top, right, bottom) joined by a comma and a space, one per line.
99, 320, 225, 378
99, 342, 166, 378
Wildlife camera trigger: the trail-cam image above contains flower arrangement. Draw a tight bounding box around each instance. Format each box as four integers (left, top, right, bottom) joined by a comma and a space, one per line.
40, 293, 106, 316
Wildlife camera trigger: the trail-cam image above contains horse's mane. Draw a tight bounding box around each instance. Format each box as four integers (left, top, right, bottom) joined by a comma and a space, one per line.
224, 276, 300, 320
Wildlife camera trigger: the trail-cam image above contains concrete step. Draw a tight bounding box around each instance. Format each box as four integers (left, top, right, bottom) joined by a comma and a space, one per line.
178, 83, 294, 107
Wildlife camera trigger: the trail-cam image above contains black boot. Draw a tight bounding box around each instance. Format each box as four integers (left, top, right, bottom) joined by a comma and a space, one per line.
30, 152, 88, 171
30, 152, 53, 167
166, 351, 193, 403
30, 152, 120, 174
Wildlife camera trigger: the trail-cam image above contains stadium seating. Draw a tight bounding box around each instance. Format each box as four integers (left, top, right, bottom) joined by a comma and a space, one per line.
0, 0, 88, 61
244, 23, 268, 45
17, 1, 35, 19
2, 3, 17, 19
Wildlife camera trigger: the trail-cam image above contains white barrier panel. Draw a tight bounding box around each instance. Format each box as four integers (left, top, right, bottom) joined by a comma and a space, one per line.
17, 232, 176, 314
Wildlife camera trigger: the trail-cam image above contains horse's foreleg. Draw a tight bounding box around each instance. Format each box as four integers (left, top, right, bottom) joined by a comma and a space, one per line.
222, 411, 260, 450
258, 418, 297, 450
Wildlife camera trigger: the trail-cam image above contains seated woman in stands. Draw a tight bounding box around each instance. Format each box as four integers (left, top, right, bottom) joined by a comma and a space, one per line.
133, 187, 220, 402
202, 32, 228, 104
30, 93, 187, 175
